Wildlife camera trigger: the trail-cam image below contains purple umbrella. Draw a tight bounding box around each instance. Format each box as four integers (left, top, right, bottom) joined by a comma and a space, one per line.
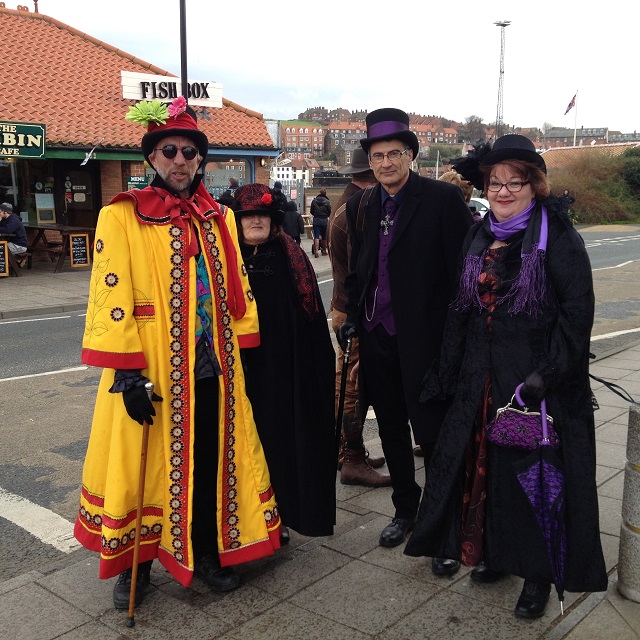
513, 385, 566, 614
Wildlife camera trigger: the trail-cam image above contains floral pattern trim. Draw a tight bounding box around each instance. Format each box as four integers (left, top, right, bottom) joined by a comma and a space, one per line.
166, 224, 192, 566
77, 486, 163, 558
200, 219, 243, 550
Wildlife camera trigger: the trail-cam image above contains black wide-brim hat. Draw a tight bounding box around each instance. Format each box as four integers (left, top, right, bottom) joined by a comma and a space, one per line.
232, 183, 285, 226
480, 134, 546, 173
360, 108, 419, 160
141, 106, 209, 166
338, 148, 372, 175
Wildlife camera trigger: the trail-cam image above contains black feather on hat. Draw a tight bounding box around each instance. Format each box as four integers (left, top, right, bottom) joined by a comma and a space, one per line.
451, 140, 493, 191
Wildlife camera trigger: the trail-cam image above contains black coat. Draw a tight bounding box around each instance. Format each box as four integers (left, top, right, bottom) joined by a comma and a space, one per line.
241, 237, 336, 537
344, 171, 473, 443
405, 201, 608, 593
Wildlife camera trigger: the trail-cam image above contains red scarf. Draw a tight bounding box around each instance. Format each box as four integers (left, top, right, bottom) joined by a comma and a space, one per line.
110, 182, 246, 320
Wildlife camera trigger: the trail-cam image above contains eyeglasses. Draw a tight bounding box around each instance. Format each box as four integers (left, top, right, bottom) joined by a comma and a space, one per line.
369, 149, 410, 164
154, 145, 198, 161
487, 180, 529, 193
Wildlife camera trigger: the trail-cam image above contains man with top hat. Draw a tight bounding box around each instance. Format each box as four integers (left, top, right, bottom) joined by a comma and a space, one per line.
337, 108, 472, 575
74, 97, 282, 610
328, 148, 390, 488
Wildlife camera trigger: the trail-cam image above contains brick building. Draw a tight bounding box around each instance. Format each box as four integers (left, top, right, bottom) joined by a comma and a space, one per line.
1, 5, 279, 227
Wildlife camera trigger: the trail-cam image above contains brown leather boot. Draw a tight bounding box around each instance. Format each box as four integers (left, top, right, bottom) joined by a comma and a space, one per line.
313, 239, 320, 258
337, 449, 384, 470
320, 239, 328, 255
367, 452, 386, 468
340, 447, 391, 487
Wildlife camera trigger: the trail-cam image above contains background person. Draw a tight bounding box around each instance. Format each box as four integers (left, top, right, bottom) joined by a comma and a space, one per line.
310, 188, 331, 257
405, 134, 607, 619
0, 202, 28, 259
558, 188, 576, 220
438, 170, 480, 222
233, 183, 336, 542
282, 200, 305, 245
328, 147, 390, 487
74, 98, 281, 610
338, 108, 472, 577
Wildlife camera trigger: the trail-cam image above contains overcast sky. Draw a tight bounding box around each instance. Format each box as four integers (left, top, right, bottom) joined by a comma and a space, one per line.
37, 0, 636, 133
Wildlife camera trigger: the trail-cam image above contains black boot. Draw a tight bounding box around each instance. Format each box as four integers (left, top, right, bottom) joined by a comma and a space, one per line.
514, 580, 551, 619
112, 560, 153, 610
194, 554, 241, 592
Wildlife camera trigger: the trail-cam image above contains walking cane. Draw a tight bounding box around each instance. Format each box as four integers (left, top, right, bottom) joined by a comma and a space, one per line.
335, 336, 353, 471
126, 381, 155, 628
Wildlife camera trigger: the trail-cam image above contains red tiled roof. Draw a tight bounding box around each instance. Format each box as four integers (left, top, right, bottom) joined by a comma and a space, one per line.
541, 143, 640, 169
1, 6, 276, 152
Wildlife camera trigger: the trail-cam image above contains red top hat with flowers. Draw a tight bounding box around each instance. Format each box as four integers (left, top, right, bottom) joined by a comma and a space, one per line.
126, 97, 209, 166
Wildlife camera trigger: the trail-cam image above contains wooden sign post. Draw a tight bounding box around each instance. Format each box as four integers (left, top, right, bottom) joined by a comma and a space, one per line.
70, 233, 91, 268
0, 241, 9, 277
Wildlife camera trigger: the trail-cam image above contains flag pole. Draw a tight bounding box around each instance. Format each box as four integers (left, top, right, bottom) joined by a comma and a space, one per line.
573, 90, 578, 146
180, 0, 188, 103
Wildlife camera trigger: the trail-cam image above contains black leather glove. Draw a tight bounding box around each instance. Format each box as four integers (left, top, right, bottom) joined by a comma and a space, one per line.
123, 385, 163, 425
519, 371, 547, 405
337, 321, 357, 351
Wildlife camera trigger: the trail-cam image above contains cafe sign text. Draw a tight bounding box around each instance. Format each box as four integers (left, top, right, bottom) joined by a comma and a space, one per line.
0, 121, 46, 158
121, 71, 223, 108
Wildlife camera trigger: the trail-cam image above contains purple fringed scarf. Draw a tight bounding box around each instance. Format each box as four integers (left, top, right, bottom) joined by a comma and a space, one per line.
453, 203, 549, 317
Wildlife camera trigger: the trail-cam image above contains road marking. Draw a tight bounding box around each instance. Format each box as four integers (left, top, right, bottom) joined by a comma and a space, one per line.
0, 315, 71, 325
317, 277, 333, 285
592, 327, 640, 341
593, 260, 634, 271
0, 487, 80, 553
0, 366, 88, 383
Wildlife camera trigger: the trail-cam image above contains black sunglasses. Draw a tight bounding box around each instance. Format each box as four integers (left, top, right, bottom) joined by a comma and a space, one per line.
154, 145, 198, 161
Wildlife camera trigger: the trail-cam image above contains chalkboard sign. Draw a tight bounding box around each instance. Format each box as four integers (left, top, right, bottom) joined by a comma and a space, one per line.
0, 241, 8, 277
70, 233, 91, 268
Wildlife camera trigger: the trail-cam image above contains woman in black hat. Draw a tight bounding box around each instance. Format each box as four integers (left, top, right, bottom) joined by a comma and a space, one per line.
405, 135, 607, 619
232, 184, 336, 542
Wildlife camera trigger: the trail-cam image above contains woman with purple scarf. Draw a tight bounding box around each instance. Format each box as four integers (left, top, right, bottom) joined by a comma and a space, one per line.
404, 135, 607, 619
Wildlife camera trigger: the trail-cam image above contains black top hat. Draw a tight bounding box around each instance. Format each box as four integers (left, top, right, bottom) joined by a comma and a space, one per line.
480, 134, 546, 173
338, 148, 372, 175
360, 108, 419, 160
141, 106, 209, 166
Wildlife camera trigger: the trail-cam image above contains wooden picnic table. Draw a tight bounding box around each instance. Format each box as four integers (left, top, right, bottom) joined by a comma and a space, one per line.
25, 223, 95, 273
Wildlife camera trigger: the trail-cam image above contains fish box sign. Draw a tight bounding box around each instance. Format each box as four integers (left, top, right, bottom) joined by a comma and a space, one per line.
0, 121, 46, 158
121, 71, 223, 108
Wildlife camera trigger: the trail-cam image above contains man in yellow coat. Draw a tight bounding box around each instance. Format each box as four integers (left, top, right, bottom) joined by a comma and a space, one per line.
74, 97, 282, 609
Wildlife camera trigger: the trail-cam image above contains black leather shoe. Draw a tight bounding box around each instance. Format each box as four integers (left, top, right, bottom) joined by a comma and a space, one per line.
470, 564, 506, 583
112, 560, 153, 610
280, 525, 290, 546
195, 554, 241, 592
431, 557, 461, 577
514, 580, 551, 619
379, 517, 415, 548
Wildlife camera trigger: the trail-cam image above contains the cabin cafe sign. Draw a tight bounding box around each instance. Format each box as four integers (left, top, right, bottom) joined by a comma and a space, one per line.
0, 121, 46, 158
121, 71, 223, 108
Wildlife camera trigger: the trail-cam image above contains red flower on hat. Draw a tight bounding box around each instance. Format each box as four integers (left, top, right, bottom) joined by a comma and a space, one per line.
261, 193, 273, 206
168, 96, 187, 118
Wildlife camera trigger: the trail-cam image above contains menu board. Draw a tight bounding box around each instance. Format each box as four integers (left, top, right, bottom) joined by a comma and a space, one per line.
70, 233, 91, 268
0, 241, 8, 277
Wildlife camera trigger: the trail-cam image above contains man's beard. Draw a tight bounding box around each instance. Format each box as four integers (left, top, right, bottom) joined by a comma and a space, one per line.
155, 166, 196, 195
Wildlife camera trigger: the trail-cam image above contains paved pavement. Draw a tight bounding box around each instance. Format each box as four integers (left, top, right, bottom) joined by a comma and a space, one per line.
1, 236, 639, 639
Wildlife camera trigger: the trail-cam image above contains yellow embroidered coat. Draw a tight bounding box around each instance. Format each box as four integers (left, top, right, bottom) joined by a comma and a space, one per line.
74, 186, 281, 586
